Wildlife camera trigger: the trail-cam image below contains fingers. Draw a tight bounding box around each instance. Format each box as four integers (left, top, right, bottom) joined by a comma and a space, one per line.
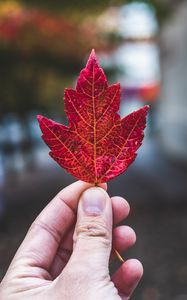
51, 225, 136, 278
51, 194, 131, 278
57, 181, 107, 213
112, 259, 143, 298
113, 226, 136, 253
111, 196, 130, 225
13, 181, 106, 272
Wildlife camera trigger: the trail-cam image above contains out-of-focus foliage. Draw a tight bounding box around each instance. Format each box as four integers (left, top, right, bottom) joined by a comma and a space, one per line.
0, 0, 171, 115
0, 2, 107, 60
18, 0, 172, 22
0, 1, 109, 115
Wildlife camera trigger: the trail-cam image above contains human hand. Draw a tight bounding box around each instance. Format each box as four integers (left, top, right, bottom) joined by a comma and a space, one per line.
0, 181, 143, 300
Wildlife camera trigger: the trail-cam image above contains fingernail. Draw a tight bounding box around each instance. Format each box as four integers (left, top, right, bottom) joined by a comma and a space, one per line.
81, 188, 106, 215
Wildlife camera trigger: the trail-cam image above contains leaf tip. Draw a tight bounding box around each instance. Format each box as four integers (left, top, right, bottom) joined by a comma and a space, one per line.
37, 114, 47, 126
36, 114, 42, 122
90, 48, 96, 58
139, 105, 150, 116
144, 105, 150, 116
86, 49, 98, 69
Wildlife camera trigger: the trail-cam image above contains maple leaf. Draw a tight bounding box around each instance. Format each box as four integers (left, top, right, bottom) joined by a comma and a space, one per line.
37, 50, 149, 184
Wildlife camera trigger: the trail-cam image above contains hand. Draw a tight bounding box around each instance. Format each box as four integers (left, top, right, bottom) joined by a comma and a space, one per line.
0, 181, 143, 300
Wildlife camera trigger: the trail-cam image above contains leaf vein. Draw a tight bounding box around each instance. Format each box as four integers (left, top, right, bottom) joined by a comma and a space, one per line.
66, 91, 93, 128
97, 89, 118, 123
99, 115, 142, 180
41, 120, 91, 177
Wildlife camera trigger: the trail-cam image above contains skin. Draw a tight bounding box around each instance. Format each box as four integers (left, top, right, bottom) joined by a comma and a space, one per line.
0, 181, 143, 300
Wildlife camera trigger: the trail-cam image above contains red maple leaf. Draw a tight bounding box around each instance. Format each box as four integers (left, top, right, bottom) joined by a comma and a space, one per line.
37, 50, 149, 184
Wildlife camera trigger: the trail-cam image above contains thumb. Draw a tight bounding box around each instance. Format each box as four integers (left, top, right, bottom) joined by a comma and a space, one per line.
70, 187, 113, 271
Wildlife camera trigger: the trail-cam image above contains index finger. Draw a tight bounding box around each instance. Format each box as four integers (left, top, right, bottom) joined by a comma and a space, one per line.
13, 181, 106, 272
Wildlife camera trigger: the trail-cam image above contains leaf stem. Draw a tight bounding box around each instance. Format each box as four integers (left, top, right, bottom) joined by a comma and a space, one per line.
114, 249, 125, 263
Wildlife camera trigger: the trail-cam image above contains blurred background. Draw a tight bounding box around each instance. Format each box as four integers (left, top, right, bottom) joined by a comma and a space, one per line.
0, 0, 187, 299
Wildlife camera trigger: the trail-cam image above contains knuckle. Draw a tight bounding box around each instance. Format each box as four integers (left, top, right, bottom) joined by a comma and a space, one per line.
76, 217, 110, 246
